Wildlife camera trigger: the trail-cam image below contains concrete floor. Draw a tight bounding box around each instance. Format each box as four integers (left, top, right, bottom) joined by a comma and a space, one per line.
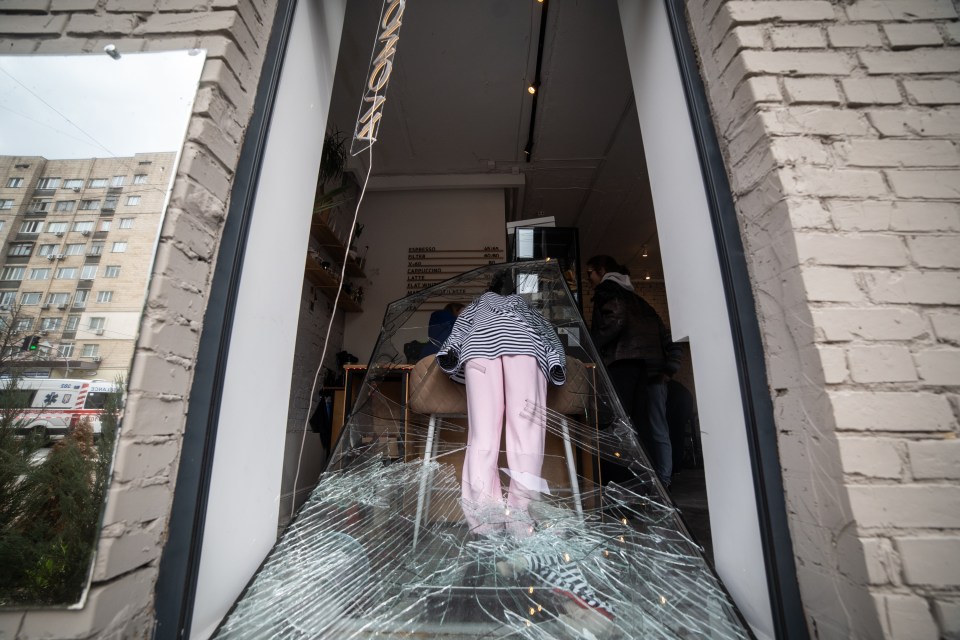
669, 467, 713, 566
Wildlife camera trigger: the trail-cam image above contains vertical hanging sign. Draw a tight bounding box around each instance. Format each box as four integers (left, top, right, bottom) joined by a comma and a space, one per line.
351, 0, 405, 156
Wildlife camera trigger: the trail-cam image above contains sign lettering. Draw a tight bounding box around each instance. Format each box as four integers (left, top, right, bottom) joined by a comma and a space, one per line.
351, 0, 405, 155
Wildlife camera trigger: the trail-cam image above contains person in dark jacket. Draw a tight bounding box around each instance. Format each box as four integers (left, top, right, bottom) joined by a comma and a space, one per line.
587, 255, 682, 488
420, 302, 465, 358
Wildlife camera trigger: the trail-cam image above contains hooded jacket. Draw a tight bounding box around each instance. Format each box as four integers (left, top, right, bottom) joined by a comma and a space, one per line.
590, 273, 681, 375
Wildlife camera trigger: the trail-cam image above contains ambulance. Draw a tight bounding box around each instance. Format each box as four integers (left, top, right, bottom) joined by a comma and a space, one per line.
2, 378, 120, 439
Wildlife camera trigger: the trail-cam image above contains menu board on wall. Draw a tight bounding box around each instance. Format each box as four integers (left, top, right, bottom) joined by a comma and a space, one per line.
407, 245, 504, 305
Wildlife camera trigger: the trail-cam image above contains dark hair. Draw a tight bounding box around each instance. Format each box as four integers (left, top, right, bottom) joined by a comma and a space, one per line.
487, 270, 516, 295
587, 255, 628, 276
444, 302, 465, 315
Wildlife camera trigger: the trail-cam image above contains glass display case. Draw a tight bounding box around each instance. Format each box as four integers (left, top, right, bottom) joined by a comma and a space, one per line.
511, 226, 582, 313
215, 261, 749, 640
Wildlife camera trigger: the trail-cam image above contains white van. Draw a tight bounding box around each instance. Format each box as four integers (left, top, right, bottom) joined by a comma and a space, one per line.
1, 378, 120, 439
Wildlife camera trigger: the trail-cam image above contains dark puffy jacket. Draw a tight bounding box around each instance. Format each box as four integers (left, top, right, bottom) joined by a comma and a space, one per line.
590, 279, 682, 375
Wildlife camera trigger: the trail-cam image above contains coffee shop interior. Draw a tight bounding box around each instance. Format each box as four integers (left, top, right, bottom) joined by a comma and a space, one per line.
213, 2, 758, 639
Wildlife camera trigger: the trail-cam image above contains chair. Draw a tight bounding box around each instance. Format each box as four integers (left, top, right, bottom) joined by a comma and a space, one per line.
407, 354, 592, 546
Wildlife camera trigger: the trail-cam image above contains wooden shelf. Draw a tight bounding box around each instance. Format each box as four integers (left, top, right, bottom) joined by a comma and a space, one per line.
304, 254, 363, 312
309, 209, 365, 278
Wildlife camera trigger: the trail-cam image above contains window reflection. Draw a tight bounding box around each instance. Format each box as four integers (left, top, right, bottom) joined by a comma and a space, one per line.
0, 50, 204, 608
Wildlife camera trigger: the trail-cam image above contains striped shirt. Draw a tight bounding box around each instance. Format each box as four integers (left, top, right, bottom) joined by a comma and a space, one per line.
437, 292, 566, 385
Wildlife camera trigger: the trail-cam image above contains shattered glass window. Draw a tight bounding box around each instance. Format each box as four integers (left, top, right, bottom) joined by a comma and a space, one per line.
215, 260, 749, 639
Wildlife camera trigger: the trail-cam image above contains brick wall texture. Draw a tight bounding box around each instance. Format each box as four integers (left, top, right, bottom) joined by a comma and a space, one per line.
0, 1, 278, 638
686, 1, 960, 638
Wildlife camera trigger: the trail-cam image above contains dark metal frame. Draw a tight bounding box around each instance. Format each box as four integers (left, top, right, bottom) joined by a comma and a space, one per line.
153, 1, 298, 637
154, 0, 807, 638
664, 1, 808, 638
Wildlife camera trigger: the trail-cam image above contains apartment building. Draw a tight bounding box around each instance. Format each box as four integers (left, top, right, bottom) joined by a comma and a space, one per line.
0, 153, 173, 380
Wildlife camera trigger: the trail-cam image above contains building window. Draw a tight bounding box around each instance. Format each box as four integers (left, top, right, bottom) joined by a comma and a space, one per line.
0, 221, 5, 233
6, 177, 24, 188
29, 268, 50, 280
0, 199, 13, 209
104, 265, 121, 278
40, 317, 61, 331
29, 198, 51, 213
88, 178, 107, 188
63, 179, 83, 190
89, 317, 105, 331
80, 265, 97, 279
66, 315, 80, 331
14, 318, 32, 332
79, 200, 100, 211
37, 244, 57, 257
36, 177, 61, 190
58, 343, 74, 357
47, 222, 68, 234
47, 292, 69, 306
8, 243, 33, 256
119, 218, 134, 229
19, 220, 43, 234
100, 220, 112, 232
55, 267, 78, 279
73, 221, 94, 233
20, 292, 41, 305
103, 197, 118, 210
96, 290, 113, 303
65, 243, 84, 256
1, 267, 25, 281
81, 344, 99, 358
0, 291, 15, 307
111, 175, 125, 187
54, 200, 75, 213
133, 174, 147, 185
111, 241, 127, 253
126, 195, 141, 206
73, 290, 88, 308
88, 242, 104, 256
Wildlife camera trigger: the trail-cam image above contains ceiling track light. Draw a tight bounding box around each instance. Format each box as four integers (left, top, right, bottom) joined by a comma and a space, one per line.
641, 245, 648, 257
523, 0, 548, 162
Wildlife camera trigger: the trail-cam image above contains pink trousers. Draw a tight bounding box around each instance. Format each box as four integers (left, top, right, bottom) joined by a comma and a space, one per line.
462, 355, 547, 532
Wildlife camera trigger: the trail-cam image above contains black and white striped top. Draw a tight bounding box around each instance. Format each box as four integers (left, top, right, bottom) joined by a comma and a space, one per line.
437, 292, 566, 385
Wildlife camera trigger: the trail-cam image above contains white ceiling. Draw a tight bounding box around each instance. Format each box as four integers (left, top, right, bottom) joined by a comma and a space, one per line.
328, 0, 662, 277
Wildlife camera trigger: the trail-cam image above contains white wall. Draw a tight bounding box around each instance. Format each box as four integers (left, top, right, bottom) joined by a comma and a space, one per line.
191, 1, 347, 637
618, 2, 775, 638
343, 188, 506, 359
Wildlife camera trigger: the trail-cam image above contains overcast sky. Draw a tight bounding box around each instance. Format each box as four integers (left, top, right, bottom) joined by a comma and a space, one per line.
0, 50, 205, 159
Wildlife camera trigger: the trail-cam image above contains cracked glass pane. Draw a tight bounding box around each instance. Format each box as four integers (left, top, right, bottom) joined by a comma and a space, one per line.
215, 261, 749, 639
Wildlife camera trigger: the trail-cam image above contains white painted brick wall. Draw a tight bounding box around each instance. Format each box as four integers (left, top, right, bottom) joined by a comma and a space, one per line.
874, 593, 940, 640
838, 436, 904, 478
830, 390, 955, 431
847, 345, 918, 382
827, 24, 882, 48
897, 537, 960, 587
934, 599, 960, 635
908, 439, 960, 480
812, 307, 928, 342
841, 77, 903, 105
883, 23, 945, 49
770, 25, 828, 49
688, 1, 960, 635
905, 79, 960, 105
784, 77, 841, 104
